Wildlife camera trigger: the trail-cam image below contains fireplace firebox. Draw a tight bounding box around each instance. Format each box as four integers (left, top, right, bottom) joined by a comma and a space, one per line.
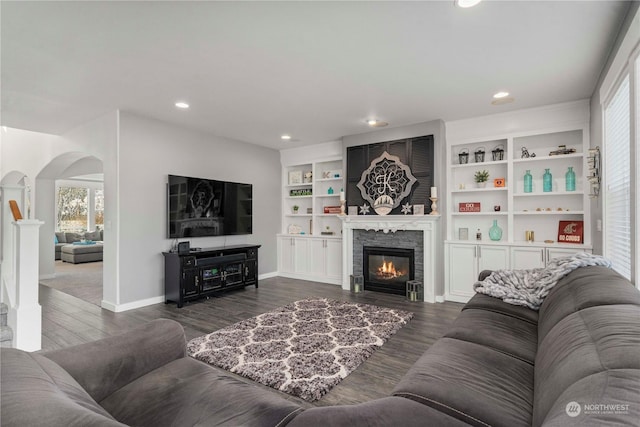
363, 246, 415, 295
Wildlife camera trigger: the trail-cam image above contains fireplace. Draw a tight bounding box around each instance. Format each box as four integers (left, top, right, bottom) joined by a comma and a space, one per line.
363, 246, 415, 295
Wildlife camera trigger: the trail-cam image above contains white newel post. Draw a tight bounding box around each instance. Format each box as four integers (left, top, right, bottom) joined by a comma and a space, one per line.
11, 219, 44, 351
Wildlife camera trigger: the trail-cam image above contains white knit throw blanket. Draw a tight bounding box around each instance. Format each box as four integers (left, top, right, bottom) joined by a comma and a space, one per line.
473, 252, 611, 310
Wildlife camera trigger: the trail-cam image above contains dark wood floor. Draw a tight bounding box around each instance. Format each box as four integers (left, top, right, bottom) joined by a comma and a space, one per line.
39, 277, 463, 407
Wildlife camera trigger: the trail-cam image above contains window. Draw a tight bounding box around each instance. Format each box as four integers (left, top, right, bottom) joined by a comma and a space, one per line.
95, 189, 104, 227
56, 187, 88, 232
601, 41, 640, 287
56, 184, 104, 233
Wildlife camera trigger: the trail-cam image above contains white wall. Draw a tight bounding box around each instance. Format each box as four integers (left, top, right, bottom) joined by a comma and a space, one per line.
116, 113, 281, 306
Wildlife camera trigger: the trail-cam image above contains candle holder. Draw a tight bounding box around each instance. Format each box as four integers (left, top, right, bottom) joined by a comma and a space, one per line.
340, 199, 346, 216
429, 197, 439, 215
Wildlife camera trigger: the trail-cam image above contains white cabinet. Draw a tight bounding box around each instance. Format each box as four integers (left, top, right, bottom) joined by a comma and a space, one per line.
445, 107, 594, 303
278, 235, 341, 285
278, 236, 309, 274
310, 238, 342, 284
510, 246, 591, 270
281, 156, 344, 284
446, 243, 510, 303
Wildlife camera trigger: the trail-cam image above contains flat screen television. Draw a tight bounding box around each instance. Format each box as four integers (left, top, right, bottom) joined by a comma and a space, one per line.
167, 174, 252, 238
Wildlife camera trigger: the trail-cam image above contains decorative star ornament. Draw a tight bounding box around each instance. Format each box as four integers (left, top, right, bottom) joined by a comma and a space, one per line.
359, 204, 370, 215
401, 202, 412, 215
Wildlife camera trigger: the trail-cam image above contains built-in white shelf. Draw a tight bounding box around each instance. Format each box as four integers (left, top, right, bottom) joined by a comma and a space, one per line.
450, 160, 508, 169
512, 153, 583, 164
452, 187, 508, 193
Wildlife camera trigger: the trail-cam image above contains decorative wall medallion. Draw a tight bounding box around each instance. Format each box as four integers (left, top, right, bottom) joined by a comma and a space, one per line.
357, 151, 417, 215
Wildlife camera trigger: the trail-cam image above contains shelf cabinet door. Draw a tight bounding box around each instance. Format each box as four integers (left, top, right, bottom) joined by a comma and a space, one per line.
279, 236, 309, 274
309, 239, 326, 276
292, 237, 309, 273
309, 238, 342, 280
511, 246, 545, 269
182, 268, 200, 297
325, 239, 342, 280
546, 247, 589, 263
447, 244, 478, 301
279, 237, 295, 273
478, 245, 509, 272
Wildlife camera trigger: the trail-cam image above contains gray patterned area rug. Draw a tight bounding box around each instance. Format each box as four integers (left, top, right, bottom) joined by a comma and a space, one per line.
187, 297, 413, 401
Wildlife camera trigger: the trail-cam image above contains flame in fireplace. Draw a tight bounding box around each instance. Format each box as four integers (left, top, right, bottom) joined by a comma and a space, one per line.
376, 260, 405, 280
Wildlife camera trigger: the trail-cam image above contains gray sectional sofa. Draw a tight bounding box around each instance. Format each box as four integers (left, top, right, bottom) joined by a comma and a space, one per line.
2, 265, 639, 426
55, 230, 104, 263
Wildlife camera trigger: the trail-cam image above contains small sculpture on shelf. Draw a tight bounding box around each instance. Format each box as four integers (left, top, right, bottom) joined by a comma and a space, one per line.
521, 147, 536, 158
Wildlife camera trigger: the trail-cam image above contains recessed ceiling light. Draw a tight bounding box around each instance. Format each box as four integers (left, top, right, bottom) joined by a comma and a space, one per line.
493, 91, 510, 99
455, 0, 482, 8
366, 119, 389, 128
281, 134, 292, 140
175, 102, 189, 109
491, 97, 515, 106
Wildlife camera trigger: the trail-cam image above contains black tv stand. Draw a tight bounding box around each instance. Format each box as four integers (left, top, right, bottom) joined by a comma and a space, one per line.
163, 244, 260, 308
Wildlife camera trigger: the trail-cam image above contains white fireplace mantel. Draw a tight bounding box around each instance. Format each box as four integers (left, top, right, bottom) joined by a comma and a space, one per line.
339, 215, 442, 303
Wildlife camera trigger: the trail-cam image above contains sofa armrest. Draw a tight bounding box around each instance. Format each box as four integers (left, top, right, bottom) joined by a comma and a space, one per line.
478, 269, 493, 281
43, 319, 186, 403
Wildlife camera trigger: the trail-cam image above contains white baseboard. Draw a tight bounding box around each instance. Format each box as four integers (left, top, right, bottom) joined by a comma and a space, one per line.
435, 295, 446, 303
101, 296, 165, 313
258, 271, 278, 280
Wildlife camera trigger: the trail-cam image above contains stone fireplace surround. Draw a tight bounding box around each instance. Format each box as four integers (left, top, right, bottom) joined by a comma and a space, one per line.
339, 215, 441, 302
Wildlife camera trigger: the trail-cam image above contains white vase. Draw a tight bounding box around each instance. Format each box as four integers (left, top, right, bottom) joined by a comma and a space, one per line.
476, 182, 487, 188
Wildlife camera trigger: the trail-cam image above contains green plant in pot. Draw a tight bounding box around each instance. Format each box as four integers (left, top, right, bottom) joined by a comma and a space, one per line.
474, 170, 490, 188
292, 205, 299, 214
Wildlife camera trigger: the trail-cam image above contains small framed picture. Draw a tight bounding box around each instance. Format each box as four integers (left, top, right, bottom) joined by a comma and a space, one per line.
288, 170, 302, 185
348, 206, 358, 215
413, 205, 424, 215
459, 228, 469, 240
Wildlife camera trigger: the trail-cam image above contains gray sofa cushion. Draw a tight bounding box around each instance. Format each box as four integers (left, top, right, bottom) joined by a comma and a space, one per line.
101, 357, 303, 427
533, 305, 640, 426
538, 369, 640, 426
463, 293, 539, 325
287, 396, 471, 427
65, 232, 83, 243
0, 349, 124, 426
45, 319, 187, 403
444, 308, 537, 364
392, 337, 534, 427
55, 231, 67, 243
538, 266, 640, 343
85, 230, 102, 241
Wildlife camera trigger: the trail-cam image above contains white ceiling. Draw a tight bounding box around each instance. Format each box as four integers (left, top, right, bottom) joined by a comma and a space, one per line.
1, 1, 630, 150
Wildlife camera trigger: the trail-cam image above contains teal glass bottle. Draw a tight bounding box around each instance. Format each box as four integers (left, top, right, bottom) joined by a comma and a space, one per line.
543, 169, 552, 192
565, 166, 576, 191
524, 170, 533, 193
489, 220, 503, 241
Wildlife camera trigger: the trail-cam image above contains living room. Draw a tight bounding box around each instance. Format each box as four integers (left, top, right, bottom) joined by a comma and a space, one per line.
1, 1, 639, 426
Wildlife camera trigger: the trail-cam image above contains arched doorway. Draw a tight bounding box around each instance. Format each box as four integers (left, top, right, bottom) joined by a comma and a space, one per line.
36, 153, 105, 307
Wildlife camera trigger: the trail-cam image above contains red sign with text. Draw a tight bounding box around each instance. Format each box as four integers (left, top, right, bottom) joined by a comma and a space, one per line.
558, 221, 584, 244
459, 202, 481, 213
